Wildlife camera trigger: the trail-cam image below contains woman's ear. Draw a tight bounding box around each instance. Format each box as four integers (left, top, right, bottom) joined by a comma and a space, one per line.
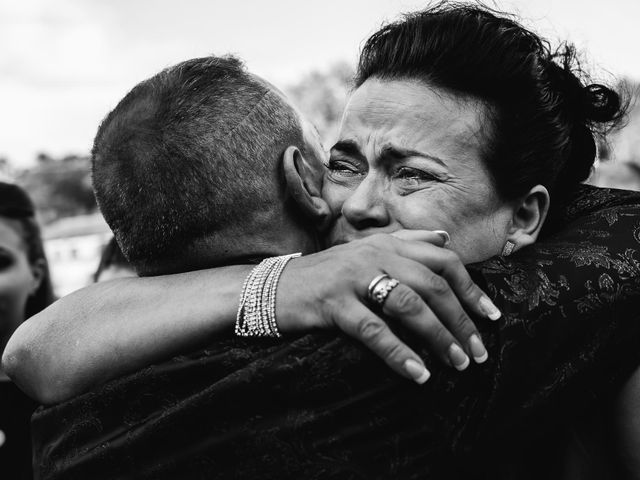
283, 146, 331, 230
507, 185, 550, 251
29, 258, 46, 296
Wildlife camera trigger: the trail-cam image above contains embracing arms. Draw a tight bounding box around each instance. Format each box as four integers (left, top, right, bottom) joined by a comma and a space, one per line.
3, 265, 247, 403
2, 231, 499, 404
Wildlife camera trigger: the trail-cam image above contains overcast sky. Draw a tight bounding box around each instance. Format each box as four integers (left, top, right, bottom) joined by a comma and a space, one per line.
1, 0, 639, 167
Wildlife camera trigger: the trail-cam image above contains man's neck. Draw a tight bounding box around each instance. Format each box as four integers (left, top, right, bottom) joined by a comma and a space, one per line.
140, 225, 320, 276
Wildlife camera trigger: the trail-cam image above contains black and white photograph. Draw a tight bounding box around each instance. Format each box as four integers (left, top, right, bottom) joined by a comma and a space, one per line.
1, 0, 640, 478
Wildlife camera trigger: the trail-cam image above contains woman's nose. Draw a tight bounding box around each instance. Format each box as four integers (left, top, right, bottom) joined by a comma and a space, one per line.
341, 177, 390, 230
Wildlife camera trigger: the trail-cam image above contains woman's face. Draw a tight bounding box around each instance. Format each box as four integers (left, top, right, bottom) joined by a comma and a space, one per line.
0, 218, 36, 347
322, 78, 513, 264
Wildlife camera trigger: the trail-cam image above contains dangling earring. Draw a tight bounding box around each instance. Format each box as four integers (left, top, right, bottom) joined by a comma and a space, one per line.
501, 240, 516, 256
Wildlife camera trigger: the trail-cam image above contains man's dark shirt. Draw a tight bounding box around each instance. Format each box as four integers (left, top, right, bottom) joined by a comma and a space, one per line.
32, 185, 640, 479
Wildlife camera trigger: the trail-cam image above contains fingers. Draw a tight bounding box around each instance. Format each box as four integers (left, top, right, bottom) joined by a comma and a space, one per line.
335, 303, 431, 384
348, 234, 497, 367
380, 237, 501, 322
380, 282, 471, 370
430, 251, 502, 322
278, 233, 499, 382
390, 229, 449, 247
384, 258, 489, 366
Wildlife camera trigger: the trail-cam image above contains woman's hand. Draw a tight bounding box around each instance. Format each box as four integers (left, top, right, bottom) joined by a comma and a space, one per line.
276, 231, 500, 383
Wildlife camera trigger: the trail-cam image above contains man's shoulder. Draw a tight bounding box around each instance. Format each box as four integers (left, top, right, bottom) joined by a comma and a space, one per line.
34, 332, 361, 416
32, 332, 439, 479
543, 184, 640, 235
472, 184, 640, 295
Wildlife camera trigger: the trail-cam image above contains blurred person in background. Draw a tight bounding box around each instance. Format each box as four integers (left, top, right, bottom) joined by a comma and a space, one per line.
0, 182, 54, 479
93, 237, 135, 283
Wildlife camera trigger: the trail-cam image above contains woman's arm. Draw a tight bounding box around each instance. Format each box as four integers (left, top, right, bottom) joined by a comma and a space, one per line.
3, 265, 249, 404
3, 233, 494, 405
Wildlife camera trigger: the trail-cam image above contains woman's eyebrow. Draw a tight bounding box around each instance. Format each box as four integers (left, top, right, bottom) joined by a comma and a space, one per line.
330, 140, 366, 162
380, 144, 447, 167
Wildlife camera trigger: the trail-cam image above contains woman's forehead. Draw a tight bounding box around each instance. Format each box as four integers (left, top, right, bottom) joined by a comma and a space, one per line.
339, 78, 489, 162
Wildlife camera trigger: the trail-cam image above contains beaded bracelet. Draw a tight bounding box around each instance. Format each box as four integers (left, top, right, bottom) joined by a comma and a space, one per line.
235, 253, 301, 337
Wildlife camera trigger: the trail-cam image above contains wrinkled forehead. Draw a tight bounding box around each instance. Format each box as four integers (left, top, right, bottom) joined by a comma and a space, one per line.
341, 78, 490, 158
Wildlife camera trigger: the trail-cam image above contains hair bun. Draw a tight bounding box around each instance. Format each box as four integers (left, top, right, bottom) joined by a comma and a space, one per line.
547, 48, 624, 127
583, 83, 621, 123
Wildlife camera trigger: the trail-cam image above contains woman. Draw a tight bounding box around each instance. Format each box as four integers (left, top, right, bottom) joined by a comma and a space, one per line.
6, 4, 640, 477
0, 182, 55, 479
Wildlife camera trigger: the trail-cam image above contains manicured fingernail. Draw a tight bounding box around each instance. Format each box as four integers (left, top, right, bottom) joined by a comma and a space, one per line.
479, 295, 501, 321
469, 334, 488, 363
404, 359, 431, 384
448, 343, 470, 371
433, 230, 450, 246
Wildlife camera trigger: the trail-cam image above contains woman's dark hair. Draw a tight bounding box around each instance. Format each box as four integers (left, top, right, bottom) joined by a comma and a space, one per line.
0, 182, 55, 319
356, 2, 626, 200
93, 236, 132, 282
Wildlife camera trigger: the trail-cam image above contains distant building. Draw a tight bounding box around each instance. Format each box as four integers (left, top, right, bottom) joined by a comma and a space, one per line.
43, 213, 112, 296
589, 160, 640, 192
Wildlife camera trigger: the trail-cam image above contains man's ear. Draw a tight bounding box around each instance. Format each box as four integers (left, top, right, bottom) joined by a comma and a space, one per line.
507, 184, 550, 251
283, 146, 331, 230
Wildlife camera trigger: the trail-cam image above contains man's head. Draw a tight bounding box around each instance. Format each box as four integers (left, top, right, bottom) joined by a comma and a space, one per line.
92, 56, 329, 275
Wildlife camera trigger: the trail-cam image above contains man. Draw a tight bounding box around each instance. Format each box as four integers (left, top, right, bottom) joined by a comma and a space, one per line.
8, 56, 640, 478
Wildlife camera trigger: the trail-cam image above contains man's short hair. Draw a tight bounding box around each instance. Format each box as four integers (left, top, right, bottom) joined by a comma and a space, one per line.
92, 56, 305, 274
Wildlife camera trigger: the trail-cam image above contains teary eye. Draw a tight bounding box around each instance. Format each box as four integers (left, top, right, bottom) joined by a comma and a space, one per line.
326, 158, 364, 177
393, 166, 438, 185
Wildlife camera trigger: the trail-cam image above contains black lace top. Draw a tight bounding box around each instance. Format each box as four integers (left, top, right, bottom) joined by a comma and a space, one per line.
32, 185, 640, 480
